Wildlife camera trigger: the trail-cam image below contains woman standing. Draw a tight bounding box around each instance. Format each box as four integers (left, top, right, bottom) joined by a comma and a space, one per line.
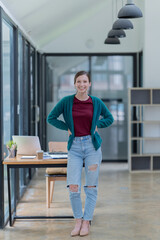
47, 71, 114, 236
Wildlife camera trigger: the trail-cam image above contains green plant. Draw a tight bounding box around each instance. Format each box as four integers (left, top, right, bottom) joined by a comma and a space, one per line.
6, 140, 17, 150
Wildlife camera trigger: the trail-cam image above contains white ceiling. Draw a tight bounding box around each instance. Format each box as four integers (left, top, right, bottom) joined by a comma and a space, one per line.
0, 0, 144, 53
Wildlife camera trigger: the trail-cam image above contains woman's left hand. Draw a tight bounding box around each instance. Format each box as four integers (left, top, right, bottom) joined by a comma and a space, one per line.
95, 126, 98, 132
68, 129, 72, 136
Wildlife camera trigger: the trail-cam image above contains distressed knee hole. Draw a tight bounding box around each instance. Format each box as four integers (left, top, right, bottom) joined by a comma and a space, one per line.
87, 186, 96, 188
69, 184, 78, 192
88, 164, 98, 171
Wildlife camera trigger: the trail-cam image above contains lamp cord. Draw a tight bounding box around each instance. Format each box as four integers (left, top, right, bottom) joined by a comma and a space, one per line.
116, 0, 118, 15
112, 0, 114, 24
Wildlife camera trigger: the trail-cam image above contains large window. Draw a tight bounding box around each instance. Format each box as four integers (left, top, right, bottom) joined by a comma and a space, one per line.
0, 8, 41, 228
91, 56, 133, 161
2, 19, 13, 222
18, 33, 25, 193
46, 55, 136, 161
46, 56, 89, 101
46, 56, 89, 144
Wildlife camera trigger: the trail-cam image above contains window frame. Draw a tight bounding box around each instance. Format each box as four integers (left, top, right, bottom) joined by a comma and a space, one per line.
0, 7, 41, 228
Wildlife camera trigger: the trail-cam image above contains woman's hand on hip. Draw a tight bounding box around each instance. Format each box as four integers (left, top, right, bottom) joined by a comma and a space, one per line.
68, 129, 72, 136
95, 126, 98, 133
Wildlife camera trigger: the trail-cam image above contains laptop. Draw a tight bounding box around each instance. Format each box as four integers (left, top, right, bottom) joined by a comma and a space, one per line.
12, 135, 41, 155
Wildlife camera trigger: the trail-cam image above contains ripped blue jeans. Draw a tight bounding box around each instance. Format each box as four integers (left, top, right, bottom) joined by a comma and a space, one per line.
67, 135, 102, 221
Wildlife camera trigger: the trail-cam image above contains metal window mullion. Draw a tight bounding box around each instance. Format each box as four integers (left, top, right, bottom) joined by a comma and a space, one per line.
31, 49, 36, 177
37, 53, 40, 137
42, 55, 46, 150
13, 27, 19, 136
133, 53, 137, 87
32, 49, 36, 136
28, 43, 31, 136
13, 27, 20, 207
22, 38, 27, 185
39, 54, 43, 146
21, 37, 25, 135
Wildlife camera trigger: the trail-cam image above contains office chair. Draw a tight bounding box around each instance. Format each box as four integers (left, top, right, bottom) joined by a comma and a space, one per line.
46, 141, 67, 208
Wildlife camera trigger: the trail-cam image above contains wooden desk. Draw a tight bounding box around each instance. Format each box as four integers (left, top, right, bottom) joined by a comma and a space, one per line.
3, 154, 72, 226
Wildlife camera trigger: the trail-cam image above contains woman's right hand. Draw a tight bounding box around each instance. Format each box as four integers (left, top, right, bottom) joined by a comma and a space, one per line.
68, 129, 72, 136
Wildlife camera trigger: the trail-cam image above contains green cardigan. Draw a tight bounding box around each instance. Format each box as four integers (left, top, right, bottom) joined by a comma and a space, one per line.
47, 94, 114, 150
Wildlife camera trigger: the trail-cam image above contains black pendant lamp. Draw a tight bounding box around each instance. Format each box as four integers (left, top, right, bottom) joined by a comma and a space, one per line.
108, 29, 126, 38
113, 19, 133, 30
118, 0, 143, 19
104, 37, 120, 44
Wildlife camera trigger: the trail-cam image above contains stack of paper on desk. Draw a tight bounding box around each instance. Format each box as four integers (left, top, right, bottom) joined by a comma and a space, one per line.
21, 156, 36, 159
50, 154, 68, 159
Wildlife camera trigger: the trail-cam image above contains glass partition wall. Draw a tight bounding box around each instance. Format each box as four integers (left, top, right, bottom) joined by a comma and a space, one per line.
46, 55, 135, 161
91, 56, 133, 161
46, 56, 89, 146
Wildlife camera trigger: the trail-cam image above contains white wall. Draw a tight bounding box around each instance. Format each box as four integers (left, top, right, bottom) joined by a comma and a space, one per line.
143, 0, 160, 87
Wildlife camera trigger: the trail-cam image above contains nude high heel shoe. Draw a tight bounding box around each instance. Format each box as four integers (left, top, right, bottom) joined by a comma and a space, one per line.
71, 218, 83, 237
79, 220, 91, 237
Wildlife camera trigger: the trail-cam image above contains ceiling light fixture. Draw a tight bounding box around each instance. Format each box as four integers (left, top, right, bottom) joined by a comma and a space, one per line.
113, 19, 133, 30
108, 29, 126, 38
118, 0, 143, 19
104, 37, 120, 44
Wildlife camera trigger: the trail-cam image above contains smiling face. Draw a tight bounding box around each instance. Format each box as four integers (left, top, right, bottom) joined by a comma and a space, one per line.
74, 74, 91, 94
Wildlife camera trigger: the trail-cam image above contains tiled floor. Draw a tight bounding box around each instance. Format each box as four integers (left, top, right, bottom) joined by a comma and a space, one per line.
1, 163, 160, 240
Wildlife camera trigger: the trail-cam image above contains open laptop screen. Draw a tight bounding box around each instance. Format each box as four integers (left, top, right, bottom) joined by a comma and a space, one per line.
12, 136, 41, 155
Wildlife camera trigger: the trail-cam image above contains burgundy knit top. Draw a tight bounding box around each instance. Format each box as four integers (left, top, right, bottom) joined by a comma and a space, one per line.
72, 96, 93, 137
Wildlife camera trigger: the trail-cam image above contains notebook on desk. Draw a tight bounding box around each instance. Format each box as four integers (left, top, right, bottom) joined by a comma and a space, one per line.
49, 152, 68, 154
12, 135, 41, 155
49, 153, 68, 159
43, 152, 68, 159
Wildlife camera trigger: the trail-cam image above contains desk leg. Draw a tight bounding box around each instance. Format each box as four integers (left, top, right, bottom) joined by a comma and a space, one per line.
7, 166, 12, 226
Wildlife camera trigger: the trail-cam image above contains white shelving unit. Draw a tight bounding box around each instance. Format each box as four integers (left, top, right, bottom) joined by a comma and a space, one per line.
128, 88, 160, 172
